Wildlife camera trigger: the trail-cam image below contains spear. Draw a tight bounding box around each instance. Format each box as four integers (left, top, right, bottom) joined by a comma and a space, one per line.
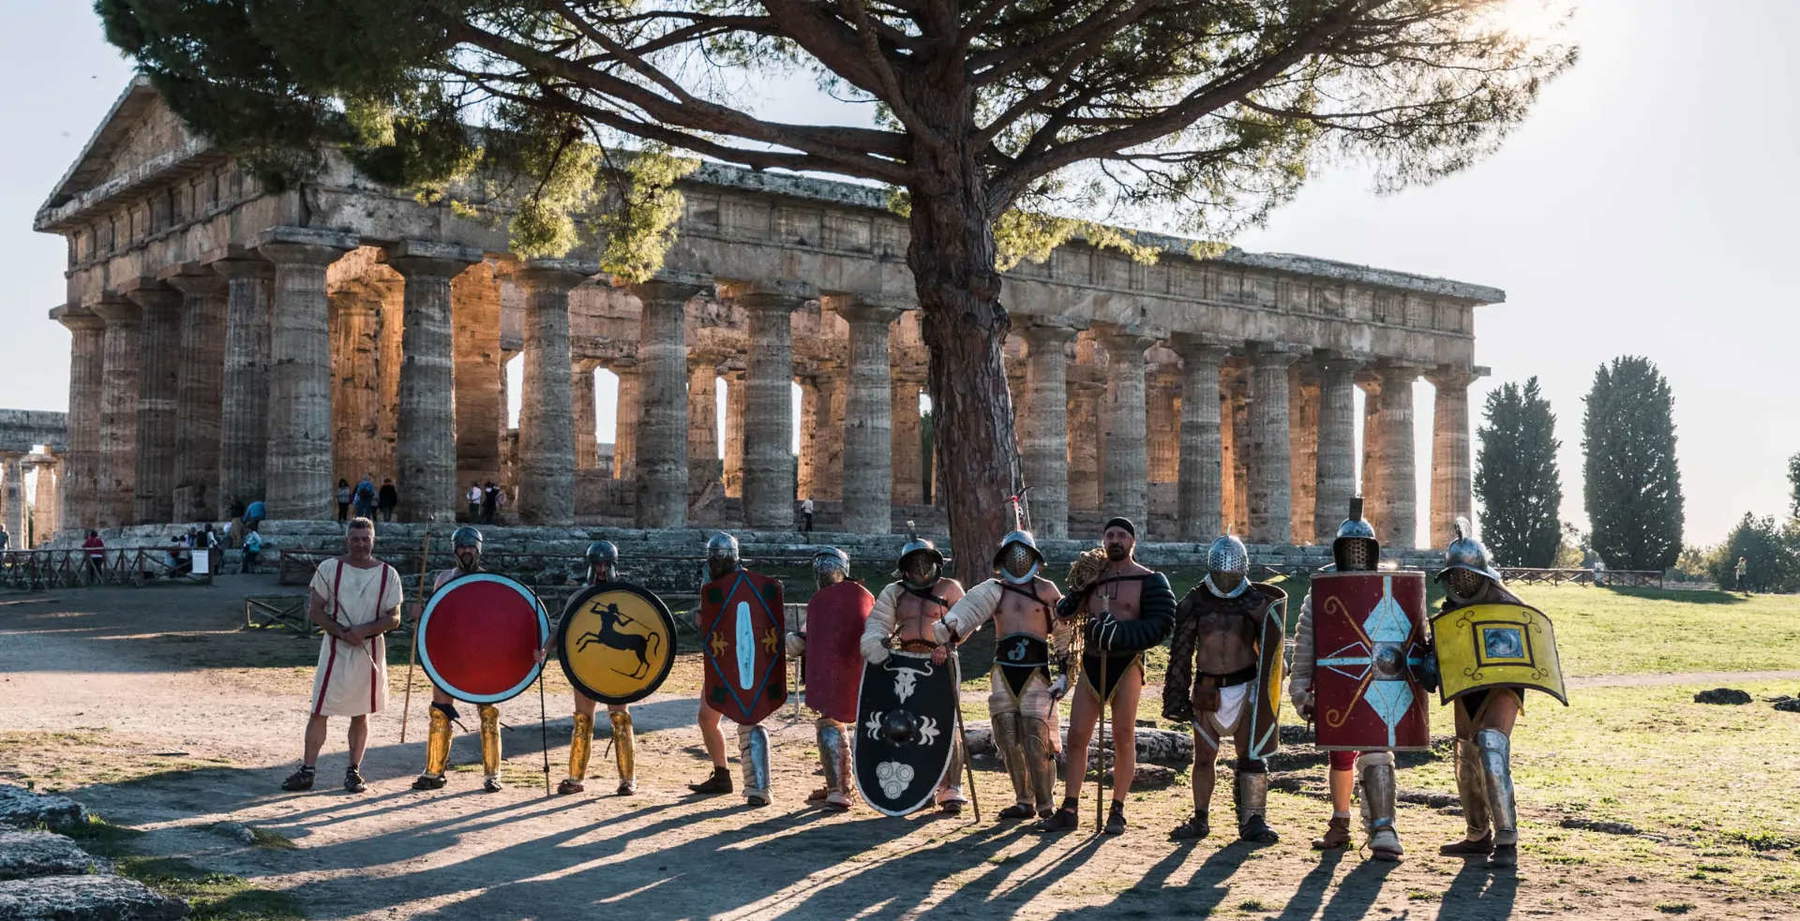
399, 532, 432, 744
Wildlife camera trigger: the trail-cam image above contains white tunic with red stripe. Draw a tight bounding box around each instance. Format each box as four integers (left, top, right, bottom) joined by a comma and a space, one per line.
308, 557, 404, 717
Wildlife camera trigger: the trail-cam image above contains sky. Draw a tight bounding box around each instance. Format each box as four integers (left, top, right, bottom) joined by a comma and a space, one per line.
1, 1, 1793, 547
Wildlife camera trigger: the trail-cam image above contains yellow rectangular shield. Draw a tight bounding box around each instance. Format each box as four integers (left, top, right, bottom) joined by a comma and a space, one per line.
1430, 602, 1568, 706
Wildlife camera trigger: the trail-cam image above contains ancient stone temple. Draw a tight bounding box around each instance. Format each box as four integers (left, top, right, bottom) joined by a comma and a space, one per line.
33, 79, 1501, 548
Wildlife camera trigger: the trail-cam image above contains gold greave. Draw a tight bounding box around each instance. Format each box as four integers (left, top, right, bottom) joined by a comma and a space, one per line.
610, 710, 636, 785
1456, 738, 1491, 838
568, 711, 594, 781
424, 705, 452, 777
479, 705, 502, 777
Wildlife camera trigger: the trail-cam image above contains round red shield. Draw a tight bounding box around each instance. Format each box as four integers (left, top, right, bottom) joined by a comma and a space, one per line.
418, 573, 551, 704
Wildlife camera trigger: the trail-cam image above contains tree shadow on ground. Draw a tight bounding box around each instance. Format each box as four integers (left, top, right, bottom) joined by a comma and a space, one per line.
1600, 585, 1747, 606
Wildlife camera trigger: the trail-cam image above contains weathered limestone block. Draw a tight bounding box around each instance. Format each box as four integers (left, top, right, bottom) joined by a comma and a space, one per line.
1173, 336, 1228, 541
632, 273, 707, 529
0, 785, 87, 831
87, 298, 140, 528
0, 830, 99, 880
257, 227, 358, 520
686, 351, 725, 506
451, 262, 504, 492
1020, 323, 1076, 538
1097, 326, 1154, 529
739, 282, 810, 529
1288, 365, 1319, 543
1428, 365, 1480, 549
1374, 364, 1421, 549
387, 241, 483, 523
26, 456, 58, 546
210, 257, 272, 516
0, 875, 187, 921
122, 282, 181, 525
839, 301, 902, 535
889, 377, 923, 507
53, 307, 105, 532
1313, 354, 1361, 542
1246, 344, 1301, 544
515, 259, 594, 526
163, 268, 226, 521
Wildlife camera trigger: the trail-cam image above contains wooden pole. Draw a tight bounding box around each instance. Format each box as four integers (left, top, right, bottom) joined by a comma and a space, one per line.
399, 533, 432, 744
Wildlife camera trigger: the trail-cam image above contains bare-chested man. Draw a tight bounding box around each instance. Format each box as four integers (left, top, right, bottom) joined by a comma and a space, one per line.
1038, 518, 1176, 835
936, 528, 1069, 820
1163, 535, 1285, 843
860, 529, 969, 813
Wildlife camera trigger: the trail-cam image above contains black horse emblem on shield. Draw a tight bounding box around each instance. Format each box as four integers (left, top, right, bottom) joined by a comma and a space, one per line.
576, 602, 662, 679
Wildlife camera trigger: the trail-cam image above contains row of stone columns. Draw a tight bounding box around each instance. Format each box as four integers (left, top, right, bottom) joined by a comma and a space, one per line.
0, 452, 61, 548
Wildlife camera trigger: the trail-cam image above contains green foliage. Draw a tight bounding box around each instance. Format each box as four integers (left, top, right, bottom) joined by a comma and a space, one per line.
596, 150, 700, 282
1788, 451, 1800, 518
1709, 513, 1799, 593
1582, 356, 1685, 570
1474, 377, 1563, 567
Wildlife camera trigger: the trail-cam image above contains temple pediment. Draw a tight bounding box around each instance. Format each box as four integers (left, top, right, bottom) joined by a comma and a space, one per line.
34, 77, 215, 232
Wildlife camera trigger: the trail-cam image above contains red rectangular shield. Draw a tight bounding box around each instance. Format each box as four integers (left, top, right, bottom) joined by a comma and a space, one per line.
699, 569, 787, 725
1310, 571, 1431, 751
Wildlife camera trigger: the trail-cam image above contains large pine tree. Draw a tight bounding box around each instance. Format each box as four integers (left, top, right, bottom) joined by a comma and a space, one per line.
1582, 356, 1684, 570
1474, 377, 1561, 567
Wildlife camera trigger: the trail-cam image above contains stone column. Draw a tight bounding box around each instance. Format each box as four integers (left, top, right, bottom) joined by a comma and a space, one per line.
739, 282, 812, 529
837, 301, 902, 534
89, 296, 141, 528
26, 455, 58, 545
1246, 344, 1302, 544
164, 268, 227, 521
515, 260, 594, 526
211, 256, 273, 516
1313, 354, 1362, 542
1020, 322, 1078, 538
452, 264, 503, 492
1227, 371, 1250, 534
687, 350, 725, 503
1173, 336, 1229, 540
818, 370, 847, 502
612, 363, 641, 481
1374, 364, 1421, 549
2, 454, 25, 546
573, 361, 599, 470
387, 241, 482, 522
328, 286, 382, 486
52, 305, 105, 531
1147, 366, 1182, 485
257, 227, 356, 520
122, 281, 182, 524
1097, 326, 1155, 529
1067, 379, 1102, 513
632, 273, 708, 528
724, 370, 747, 500
1359, 374, 1384, 529
890, 376, 923, 506
797, 376, 823, 501
1289, 365, 1319, 544
1428, 365, 1480, 549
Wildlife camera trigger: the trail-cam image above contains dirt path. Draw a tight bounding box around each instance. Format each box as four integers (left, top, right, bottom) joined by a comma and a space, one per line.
2, 584, 1793, 921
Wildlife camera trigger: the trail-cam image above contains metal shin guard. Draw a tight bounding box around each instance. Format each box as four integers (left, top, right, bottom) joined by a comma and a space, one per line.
1021, 715, 1059, 810
423, 704, 453, 777
610, 710, 636, 785
1476, 729, 1518, 845
1456, 738, 1493, 838
991, 711, 1033, 807
479, 705, 502, 778
816, 722, 851, 801
567, 712, 594, 782
738, 723, 771, 799
1359, 760, 1400, 840
1233, 766, 1270, 830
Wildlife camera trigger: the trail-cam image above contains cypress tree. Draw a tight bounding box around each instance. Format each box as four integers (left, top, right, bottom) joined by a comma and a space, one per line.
1582, 357, 1684, 570
1474, 378, 1562, 567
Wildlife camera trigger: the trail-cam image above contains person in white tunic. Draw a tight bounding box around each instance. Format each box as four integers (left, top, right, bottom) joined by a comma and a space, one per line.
281, 517, 403, 794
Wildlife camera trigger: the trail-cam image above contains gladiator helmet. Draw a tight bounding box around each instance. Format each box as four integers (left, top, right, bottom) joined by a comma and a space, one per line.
895, 521, 944, 589
1437, 518, 1503, 595
706, 531, 740, 581
451, 526, 483, 571
1331, 498, 1379, 572
812, 547, 851, 587
586, 540, 619, 583
1202, 534, 1250, 598
994, 530, 1043, 585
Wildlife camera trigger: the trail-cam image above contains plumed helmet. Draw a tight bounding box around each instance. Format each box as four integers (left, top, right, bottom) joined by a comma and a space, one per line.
812, 547, 851, 581
706, 531, 740, 564
1437, 518, 1503, 583
451, 526, 483, 550
1331, 497, 1379, 571
895, 520, 944, 574
1205, 535, 1249, 576
994, 529, 1043, 584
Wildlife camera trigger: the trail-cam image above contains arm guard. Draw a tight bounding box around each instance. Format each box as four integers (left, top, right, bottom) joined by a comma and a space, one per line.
1287, 594, 1316, 712
860, 583, 902, 664
1162, 593, 1199, 723
1086, 573, 1177, 653
935, 579, 1000, 645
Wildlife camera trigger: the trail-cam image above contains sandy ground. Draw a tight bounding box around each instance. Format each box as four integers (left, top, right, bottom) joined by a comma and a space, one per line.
1, 580, 1795, 921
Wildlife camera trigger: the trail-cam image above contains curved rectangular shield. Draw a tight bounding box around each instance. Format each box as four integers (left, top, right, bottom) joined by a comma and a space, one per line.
1431, 602, 1568, 706
1310, 571, 1431, 751
853, 650, 958, 816
1244, 596, 1286, 760
699, 569, 787, 725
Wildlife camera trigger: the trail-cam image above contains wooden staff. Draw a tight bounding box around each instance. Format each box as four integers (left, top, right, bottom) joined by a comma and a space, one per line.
1095, 652, 1108, 833
951, 652, 981, 823
538, 668, 551, 797
399, 533, 432, 743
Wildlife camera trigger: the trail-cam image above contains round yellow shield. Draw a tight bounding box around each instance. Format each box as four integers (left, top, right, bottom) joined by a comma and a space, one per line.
555, 582, 678, 705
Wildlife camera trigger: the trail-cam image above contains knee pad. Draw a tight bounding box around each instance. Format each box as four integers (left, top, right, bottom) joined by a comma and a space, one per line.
1236, 757, 1268, 774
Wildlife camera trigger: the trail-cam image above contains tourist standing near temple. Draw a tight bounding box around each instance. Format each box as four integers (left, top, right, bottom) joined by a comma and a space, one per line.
282, 517, 402, 794
378, 478, 399, 522
1038, 518, 1175, 835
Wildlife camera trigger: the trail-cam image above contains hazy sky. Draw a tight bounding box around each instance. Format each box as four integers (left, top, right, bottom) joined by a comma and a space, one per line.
2, 1, 1792, 547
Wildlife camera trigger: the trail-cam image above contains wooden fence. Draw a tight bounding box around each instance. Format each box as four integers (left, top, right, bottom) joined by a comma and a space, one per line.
0, 546, 218, 590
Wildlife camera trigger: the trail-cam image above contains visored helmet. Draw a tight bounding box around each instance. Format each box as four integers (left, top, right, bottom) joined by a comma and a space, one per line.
706, 531, 740, 580
1202, 534, 1250, 598
994, 530, 1043, 584
1331, 497, 1379, 572
895, 521, 944, 588
1436, 517, 1503, 586
586, 540, 619, 581
812, 547, 851, 587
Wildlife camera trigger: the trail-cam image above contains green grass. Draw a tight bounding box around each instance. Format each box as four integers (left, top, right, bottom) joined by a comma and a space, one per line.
64, 815, 303, 921
1509, 583, 1800, 676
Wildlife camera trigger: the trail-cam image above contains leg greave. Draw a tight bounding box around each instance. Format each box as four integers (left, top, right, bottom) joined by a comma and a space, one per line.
1476, 729, 1517, 845
424, 703, 453, 777
738, 723, 771, 798
567, 711, 594, 782
610, 710, 635, 785
1358, 759, 1398, 836
1456, 738, 1492, 838
1233, 762, 1269, 830
479, 704, 502, 777
991, 711, 1033, 807
816, 721, 850, 797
